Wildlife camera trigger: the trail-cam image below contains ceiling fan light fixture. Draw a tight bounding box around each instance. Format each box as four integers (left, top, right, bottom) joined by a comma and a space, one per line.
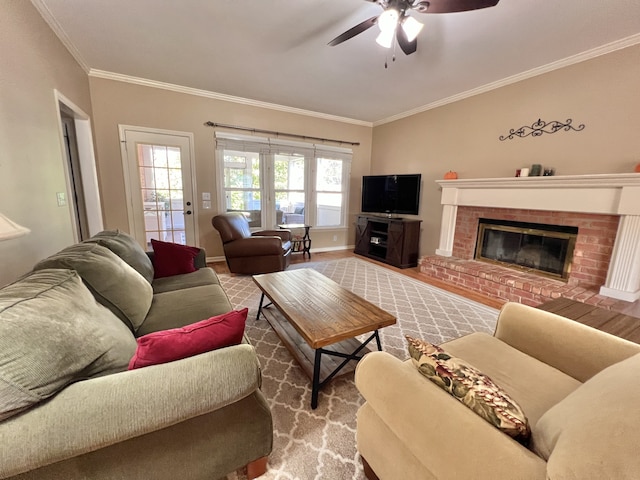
377, 8, 399, 33
401, 15, 424, 42
375, 29, 395, 48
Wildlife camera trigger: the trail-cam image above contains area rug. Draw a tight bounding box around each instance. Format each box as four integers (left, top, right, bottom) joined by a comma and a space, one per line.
221, 257, 499, 480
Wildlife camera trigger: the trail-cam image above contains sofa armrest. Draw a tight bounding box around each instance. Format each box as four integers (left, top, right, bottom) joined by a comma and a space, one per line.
253, 230, 291, 242
494, 302, 640, 382
146, 247, 207, 269
0, 344, 261, 478
355, 351, 547, 480
193, 248, 207, 268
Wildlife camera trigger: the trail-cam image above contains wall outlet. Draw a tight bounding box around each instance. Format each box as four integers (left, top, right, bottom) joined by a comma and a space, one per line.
333, 235, 337, 242
56, 192, 67, 206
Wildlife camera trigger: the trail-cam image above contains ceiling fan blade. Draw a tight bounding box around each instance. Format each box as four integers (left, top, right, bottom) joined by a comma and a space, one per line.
416, 0, 499, 14
396, 28, 417, 55
328, 16, 378, 46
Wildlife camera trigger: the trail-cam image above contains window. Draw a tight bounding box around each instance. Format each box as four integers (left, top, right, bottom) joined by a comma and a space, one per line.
316, 156, 344, 227
137, 144, 186, 244
222, 149, 262, 228
274, 153, 305, 226
216, 133, 351, 229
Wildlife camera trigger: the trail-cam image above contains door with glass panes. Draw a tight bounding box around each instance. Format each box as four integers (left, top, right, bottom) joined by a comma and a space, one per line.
120, 127, 196, 247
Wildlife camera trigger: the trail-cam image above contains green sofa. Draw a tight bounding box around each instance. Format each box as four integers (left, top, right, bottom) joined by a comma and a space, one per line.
0, 230, 272, 480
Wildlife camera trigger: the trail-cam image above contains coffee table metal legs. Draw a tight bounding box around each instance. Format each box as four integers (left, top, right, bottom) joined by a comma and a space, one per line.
256, 293, 272, 320
256, 290, 385, 409
311, 330, 382, 409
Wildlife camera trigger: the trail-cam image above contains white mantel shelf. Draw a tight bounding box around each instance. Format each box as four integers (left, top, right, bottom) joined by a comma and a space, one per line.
436, 173, 640, 188
436, 173, 640, 216
435, 173, 640, 302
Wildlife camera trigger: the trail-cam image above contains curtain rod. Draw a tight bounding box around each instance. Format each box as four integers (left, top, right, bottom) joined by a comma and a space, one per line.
204, 121, 360, 146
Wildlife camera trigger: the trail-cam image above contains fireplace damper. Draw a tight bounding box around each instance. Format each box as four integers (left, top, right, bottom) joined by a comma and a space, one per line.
475, 218, 578, 280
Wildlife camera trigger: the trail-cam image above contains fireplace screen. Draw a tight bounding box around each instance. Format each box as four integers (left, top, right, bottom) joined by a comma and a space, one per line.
475, 218, 578, 280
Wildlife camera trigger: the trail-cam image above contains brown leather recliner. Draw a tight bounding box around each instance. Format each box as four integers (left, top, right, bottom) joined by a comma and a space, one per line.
212, 212, 292, 275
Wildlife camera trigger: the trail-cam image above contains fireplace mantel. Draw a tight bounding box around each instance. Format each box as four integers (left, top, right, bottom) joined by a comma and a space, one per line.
435, 173, 640, 302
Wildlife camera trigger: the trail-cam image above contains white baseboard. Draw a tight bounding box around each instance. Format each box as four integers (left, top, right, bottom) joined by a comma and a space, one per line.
206, 245, 354, 264
309, 245, 354, 254
599, 286, 640, 302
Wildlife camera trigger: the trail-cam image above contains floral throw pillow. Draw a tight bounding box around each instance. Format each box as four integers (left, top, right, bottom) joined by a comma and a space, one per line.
406, 335, 531, 444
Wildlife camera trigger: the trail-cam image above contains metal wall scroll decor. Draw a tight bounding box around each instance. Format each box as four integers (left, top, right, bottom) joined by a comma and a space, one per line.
499, 118, 585, 141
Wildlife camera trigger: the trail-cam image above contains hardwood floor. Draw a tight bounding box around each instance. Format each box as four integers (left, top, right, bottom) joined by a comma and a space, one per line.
539, 297, 640, 344
209, 250, 505, 310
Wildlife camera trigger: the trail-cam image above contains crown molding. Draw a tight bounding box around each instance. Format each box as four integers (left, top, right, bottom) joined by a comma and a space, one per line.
89, 70, 373, 127
29, 0, 640, 128
373, 33, 640, 127
30, 0, 90, 73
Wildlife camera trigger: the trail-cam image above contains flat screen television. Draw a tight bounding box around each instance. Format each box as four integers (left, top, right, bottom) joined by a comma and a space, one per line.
361, 174, 421, 216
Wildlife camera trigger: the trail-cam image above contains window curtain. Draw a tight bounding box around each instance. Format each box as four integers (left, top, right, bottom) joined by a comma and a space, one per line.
215, 132, 352, 164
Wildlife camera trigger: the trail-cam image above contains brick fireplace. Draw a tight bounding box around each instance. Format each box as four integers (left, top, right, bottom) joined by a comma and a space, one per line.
420, 174, 640, 307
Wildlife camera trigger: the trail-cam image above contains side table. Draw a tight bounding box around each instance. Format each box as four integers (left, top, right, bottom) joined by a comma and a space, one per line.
278, 224, 311, 259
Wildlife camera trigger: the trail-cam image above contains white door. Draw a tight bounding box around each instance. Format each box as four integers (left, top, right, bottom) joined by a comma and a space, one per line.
119, 126, 197, 248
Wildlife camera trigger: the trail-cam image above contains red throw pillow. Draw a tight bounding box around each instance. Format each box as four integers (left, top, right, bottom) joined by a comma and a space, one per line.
128, 308, 248, 369
151, 238, 200, 278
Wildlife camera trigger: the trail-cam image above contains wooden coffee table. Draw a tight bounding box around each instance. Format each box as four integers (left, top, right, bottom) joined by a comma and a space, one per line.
253, 268, 396, 409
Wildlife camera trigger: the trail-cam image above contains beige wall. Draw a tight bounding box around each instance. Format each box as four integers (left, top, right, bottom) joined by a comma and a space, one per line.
3, 2, 639, 284
0, 0, 93, 286
372, 44, 640, 257
88, 77, 373, 257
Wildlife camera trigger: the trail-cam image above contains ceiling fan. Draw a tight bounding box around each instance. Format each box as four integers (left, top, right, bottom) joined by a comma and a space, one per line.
328, 0, 500, 56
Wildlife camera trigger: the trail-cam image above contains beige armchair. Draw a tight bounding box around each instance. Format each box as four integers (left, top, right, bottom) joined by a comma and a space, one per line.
212, 212, 292, 275
355, 302, 640, 480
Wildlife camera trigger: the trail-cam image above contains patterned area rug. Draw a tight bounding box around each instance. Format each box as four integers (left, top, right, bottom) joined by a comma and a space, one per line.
222, 257, 498, 480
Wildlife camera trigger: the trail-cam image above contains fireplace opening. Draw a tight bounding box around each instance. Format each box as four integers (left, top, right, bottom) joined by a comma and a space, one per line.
475, 218, 578, 280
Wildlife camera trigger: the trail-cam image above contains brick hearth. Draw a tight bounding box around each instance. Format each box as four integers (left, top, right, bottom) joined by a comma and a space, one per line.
425, 174, 640, 308
420, 206, 630, 311
419, 255, 626, 309
452, 206, 618, 288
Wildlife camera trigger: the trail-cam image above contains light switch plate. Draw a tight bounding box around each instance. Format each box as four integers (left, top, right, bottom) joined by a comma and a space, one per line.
202, 192, 211, 201
202, 200, 211, 209
56, 192, 67, 206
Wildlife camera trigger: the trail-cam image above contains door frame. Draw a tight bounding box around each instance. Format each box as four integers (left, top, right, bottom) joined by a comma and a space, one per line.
118, 125, 199, 246
54, 90, 103, 240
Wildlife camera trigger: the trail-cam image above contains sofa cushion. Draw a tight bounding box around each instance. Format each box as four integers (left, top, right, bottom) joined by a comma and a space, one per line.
137, 284, 233, 336
33, 243, 153, 332
442, 331, 581, 426
150, 239, 201, 278
152, 267, 220, 294
0, 269, 137, 421
407, 335, 531, 444
128, 308, 248, 369
84, 229, 154, 283
532, 352, 640, 479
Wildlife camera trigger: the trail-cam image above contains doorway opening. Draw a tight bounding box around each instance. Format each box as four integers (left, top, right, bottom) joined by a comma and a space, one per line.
55, 90, 103, 241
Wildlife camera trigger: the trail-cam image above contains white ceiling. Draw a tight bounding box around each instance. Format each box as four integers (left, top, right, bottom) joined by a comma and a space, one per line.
34, 0, 640, 125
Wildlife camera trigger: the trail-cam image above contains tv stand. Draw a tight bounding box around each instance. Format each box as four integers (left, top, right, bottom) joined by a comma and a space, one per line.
354, 215, 422, 268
